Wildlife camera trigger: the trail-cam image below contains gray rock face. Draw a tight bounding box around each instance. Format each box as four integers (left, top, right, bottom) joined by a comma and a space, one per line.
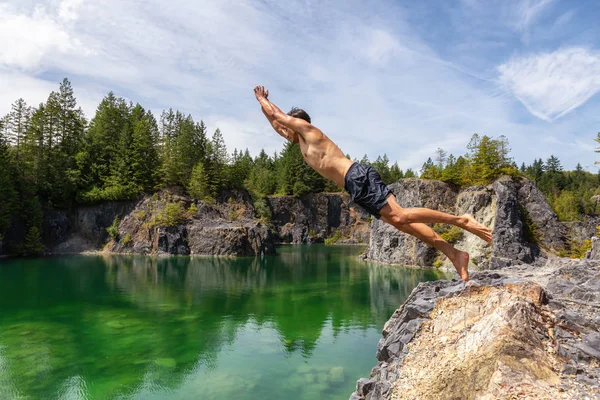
366, 180, 459, 266
351, 260, 600, 399
105, 193, 277, 257
367, 176, 569, 270
588, 236, 600, 260
266, 193, 369, 244
517, 178, 567, 251
568, 216, 600, 243
187, 221, 275, 256
41, 192, 277, 257
491, 177, 536, 264
156, 226, 189, 255
39, 190, 365, 257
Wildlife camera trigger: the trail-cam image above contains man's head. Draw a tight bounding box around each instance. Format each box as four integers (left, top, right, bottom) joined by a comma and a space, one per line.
287, 107, 311, 124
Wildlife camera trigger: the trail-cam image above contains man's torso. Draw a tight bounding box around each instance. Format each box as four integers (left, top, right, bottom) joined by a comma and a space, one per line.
296, 129, 353, 188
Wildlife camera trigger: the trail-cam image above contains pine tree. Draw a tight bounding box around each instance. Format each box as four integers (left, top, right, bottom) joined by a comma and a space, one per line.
441, 154, 461, 185
188, 161, 211, 201
372, 154, 391, 183
160, 112, 208, 188
0, 121, 17, 239
595, 133, 600, 162
404, 169, 416, 178
245, 165, 276, 197
229, 148, 254, 189
7, 98, 32, 164
77, 92, 131, 202
206, 128, 228, 196
130, 108, 160, 191
420, 157, 439, 179
389, 162, 404, 183
545, 155, 562, 174
435, 148, 447, 169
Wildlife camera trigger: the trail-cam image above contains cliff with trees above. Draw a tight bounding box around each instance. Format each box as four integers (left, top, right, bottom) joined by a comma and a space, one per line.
1, 78, 598, 258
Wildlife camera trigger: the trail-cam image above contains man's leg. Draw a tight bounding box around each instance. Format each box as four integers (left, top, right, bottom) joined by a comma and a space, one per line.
380, 215, 470, 281
379, 195, 492, 243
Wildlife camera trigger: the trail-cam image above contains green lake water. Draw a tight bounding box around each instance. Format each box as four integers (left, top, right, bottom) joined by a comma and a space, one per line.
0, 245, 447, 400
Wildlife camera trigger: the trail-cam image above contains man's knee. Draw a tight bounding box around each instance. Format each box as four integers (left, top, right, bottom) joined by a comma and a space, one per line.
389, 210, 408, 226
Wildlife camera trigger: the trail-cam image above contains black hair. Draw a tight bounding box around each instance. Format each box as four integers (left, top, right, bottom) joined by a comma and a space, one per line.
287, 107, 311, 123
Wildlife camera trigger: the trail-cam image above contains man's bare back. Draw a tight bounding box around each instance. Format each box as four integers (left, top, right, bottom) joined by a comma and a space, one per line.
254, 85, 493, 282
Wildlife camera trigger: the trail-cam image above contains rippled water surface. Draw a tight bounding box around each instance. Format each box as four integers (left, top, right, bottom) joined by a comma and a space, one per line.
0, 245, 447, 400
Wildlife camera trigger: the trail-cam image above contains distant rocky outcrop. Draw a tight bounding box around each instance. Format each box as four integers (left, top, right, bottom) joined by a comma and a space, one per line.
267, 193, 370, 245
366, 176, 570, 270
37, 190, 369, 257
351, 259, 600, 399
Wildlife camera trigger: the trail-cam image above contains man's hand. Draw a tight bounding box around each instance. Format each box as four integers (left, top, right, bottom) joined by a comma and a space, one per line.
254, 85, 269, 101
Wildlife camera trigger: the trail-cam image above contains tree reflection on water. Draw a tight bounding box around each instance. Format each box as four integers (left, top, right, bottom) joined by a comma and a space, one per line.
0, 245, 446, 399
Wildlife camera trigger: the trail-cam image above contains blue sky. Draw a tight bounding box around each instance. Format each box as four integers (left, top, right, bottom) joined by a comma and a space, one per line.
1, 0, 599, 171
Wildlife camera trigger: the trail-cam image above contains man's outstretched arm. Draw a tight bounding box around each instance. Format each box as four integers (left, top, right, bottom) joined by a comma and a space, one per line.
254, 86, 314, 136
261, 107, 298, 143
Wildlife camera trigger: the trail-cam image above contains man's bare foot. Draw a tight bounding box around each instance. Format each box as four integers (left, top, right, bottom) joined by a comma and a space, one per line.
451, 250, 470, 281
460, 214, 492, 243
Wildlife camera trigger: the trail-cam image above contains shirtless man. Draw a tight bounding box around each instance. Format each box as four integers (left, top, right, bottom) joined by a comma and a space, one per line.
254, 86, 492, 281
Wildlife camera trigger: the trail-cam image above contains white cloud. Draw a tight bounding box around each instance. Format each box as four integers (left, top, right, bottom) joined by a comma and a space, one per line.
497, 47, 600, 121
58, 0, 83, 22
0, 0, 598, 174
514, 0, 553, 32
0, 2, 88, 70
361, 29, 401, 66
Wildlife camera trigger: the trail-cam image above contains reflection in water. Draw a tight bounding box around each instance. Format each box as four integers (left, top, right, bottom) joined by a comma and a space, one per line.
0, 246, 446, 400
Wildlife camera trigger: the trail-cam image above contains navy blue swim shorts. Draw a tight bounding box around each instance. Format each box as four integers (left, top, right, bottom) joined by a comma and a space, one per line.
344, 162, 392, 218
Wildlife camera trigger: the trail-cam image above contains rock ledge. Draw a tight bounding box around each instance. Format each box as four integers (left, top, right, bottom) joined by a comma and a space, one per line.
351, 260, 600, 399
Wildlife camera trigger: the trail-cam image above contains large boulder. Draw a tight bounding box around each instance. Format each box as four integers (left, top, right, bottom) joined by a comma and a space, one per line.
366, 176, 568, 270
351, 260, 600, 399
104, 193, 277, 257
366, 180, 458, 267
187, 221, 275, 256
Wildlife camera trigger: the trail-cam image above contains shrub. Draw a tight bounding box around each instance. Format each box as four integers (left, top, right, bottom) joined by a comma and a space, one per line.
433, 224, 463, 244
293, 181, 311, 197
553, 191, 582, 222
433, 258, 444, 268
325, 230, 348, 245
558, 239, 592, 259
519, 205, 539, 244
122, 233, 132, 245
253, 198, 272, 224
149, 201, 187, 228
187, 202, 198, 218
19, 226, 45, 255
227, 198, 246, 221
308, 229, 318, 239
107, 217, 120, 241
134, 210, 147, 221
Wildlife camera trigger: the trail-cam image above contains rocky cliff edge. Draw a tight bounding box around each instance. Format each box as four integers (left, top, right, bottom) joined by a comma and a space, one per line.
351, 258, 600, 399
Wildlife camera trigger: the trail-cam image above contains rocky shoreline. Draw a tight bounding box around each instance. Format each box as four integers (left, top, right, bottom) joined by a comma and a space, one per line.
0, 190, 370, 257
350, 258, 600, 399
